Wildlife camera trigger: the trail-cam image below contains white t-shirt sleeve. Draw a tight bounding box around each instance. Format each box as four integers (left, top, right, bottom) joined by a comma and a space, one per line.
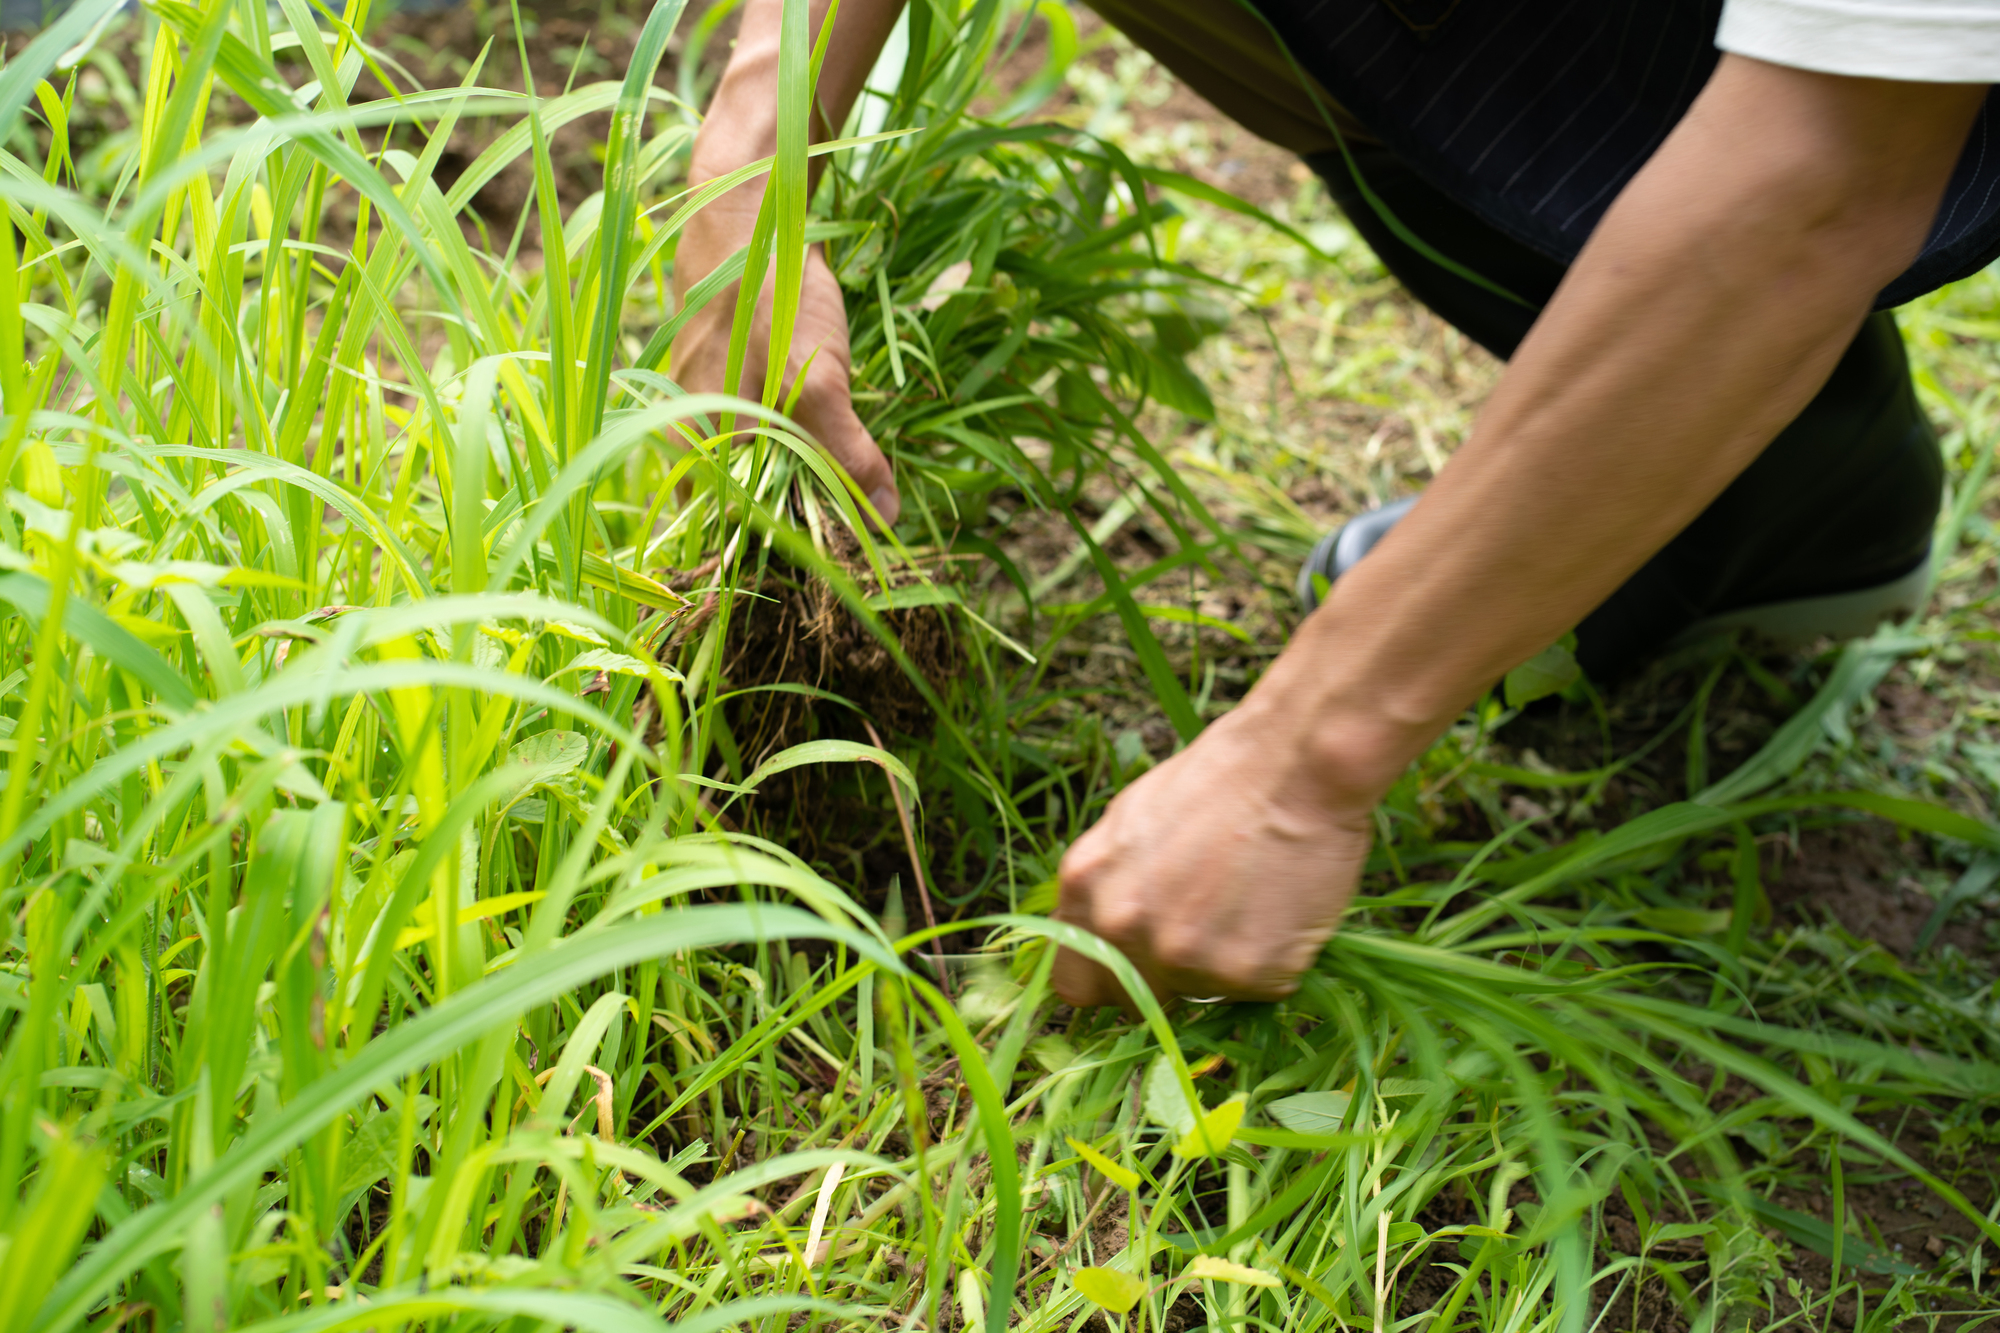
1717, 0, 2000, 82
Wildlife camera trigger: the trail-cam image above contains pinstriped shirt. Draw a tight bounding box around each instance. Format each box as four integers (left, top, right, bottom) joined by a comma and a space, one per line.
1247, 0, 2000, 306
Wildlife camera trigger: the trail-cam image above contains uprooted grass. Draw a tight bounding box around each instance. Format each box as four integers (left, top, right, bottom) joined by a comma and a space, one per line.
1, 2, 1997, 1332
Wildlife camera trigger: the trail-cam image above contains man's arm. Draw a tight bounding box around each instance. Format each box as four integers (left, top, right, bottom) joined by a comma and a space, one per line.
672, 0, 907, 520
687, 0, 905, 188
1054, 55, 1987, 1006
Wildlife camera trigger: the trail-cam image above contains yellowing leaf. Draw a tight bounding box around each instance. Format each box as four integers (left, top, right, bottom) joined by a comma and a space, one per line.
109, 613, 186, 647
1066, 1136, 1140, 1192
18, 440, 63, 507
1182, 1255, 1281, 1288
396, 891, 547, 950
1072, 1266, 1146, 1313
1173, 1096, 1244, 1158
249, 182, 274, 240
546, 619, 609, 646
956, 1271, 985, 1329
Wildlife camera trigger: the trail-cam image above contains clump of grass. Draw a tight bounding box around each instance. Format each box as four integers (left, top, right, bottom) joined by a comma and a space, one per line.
2, 2, 1997, 1332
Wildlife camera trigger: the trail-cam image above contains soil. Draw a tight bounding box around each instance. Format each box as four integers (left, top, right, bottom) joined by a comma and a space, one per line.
1387, 1110, 2000, 1332
1387, 1189, 1700, 1333
669, 522, 961, 764
8, 0, 717, 257
347, 0, 719, 252
1453, 655, 2000, 971
1704, 1067, 2000, 1333
1767, 821, 1998, 961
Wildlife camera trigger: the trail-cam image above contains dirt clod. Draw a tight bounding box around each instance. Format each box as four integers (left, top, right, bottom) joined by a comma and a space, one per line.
676, 523, 962, 770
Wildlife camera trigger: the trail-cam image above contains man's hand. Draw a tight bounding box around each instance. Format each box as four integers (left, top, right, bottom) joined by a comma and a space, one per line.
672, 0, 905, 524
1053, 701, 1378, 1007
1054, 56, 1985, 1008
671, 228, 898, 523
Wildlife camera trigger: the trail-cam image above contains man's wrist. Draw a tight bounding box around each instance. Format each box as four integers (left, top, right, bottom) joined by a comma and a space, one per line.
1220, 681, 1432, 816
1235, 597, 1464, 809
688, 34, 782, 187
689, 115, 776, 192
1299, 704, 1433, 810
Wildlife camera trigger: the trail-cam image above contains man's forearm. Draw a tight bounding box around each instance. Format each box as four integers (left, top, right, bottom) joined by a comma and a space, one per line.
1270, 56, 1986, 797
688, 0, 906, 191
670, 0, 907, 514
677, 0, 905, 316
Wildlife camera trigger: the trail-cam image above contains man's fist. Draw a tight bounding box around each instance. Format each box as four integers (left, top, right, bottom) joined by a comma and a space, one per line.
1052, 703, 1375, 1008
672, 237, 899, 526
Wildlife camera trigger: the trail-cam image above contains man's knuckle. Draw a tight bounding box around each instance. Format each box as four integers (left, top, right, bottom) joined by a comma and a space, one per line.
1092, 894, 1144, 943
1059, 841, 1106, 887
1154, 928, 1208, 972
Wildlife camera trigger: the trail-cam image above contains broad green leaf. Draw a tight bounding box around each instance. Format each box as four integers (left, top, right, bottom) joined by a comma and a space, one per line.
738, 739, 918, 803
336, 1097, 438, 1197
1503, 638, 1580, 708
1143, 1056, 1197, 1136
864, 583, 961, 611
497, 731, 591, 806
1379, 1221, 1427, 1248
1378, 1077, 1435, 1097
1267, 1089, 1351, 1135
556, 648, 678, 681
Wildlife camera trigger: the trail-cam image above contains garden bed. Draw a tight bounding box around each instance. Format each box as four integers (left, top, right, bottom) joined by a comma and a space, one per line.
0, 2, 1994, 1331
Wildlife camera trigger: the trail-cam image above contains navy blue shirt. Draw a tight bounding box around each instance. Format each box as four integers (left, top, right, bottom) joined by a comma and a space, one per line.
1249, 0, 2000, 306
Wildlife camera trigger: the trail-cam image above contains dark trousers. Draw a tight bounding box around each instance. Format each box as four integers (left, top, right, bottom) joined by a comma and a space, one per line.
1307, 147, 1943, 676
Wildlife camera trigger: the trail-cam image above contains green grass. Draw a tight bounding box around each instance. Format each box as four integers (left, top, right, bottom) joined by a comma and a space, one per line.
1, 3, 1997, 1332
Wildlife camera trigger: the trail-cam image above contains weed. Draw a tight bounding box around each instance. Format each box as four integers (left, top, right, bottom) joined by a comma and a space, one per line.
0, 4, 1995, 1333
